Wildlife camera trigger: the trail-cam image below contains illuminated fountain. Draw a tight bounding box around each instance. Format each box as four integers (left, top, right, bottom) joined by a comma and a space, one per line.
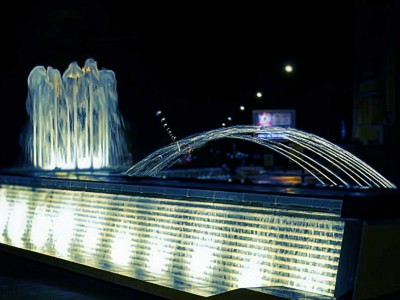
24, 58, 128, 170
125, 125, 396, 189
0, 183, 345, 298
1, 62, 400, 300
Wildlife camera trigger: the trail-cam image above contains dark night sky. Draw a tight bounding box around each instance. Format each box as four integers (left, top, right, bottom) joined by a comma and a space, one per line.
0, 1, 354, 167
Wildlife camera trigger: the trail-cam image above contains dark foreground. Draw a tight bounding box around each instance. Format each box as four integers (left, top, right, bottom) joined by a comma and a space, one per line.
0, 250, 165, 300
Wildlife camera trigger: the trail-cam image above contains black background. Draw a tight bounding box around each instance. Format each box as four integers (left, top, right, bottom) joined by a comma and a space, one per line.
0, 1, 354, 167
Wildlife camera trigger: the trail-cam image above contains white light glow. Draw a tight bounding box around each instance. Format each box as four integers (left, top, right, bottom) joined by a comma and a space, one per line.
240, 105, 245, 111
237, 254, 266, 288
53, 206, 75, 258
92, 156, 102, 169
83, 220, 101, 255
146, 230, 171, 275
57, 161, 75, 170
188, 235, 216, 280
285, 64, 293, 73
42, 162, 56, 170
0, 189, 9, 242
77, 157, 92, 169
111, 230, 133, 266
7, 200, 28, 247
30, 204, 52, 249
256, 92, 262, 98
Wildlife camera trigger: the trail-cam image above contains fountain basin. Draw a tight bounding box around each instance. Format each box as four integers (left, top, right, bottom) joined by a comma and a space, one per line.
1, 170, 399, 299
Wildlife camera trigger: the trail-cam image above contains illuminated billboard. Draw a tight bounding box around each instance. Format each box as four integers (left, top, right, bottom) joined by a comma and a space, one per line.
253, 109, 296, 128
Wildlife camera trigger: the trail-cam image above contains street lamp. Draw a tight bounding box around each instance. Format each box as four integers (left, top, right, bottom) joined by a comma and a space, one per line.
256, 92, 262, 98
284, 64, 294, 73
240, 105, 245, 111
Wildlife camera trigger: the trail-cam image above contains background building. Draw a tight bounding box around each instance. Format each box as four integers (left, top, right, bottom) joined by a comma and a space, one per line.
352, 0, 400, 181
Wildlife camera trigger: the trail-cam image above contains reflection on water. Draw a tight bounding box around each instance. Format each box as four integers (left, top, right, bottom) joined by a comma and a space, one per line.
0, 184, 344, 298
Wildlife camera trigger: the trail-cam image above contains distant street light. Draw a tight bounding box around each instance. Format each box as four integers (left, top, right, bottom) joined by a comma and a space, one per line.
240, 105, 245, 111
284, 64, 294, 73
227, 116, 232, 121
222, 123, 226, 127
256, 92, 262, 98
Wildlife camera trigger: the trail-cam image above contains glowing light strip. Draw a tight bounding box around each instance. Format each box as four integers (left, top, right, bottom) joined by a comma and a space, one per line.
0, 184, 344, 297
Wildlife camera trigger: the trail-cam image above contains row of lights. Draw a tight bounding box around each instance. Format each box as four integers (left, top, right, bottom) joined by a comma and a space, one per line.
221, 64, 294, 127
221, 104, 248, 127
154, 64, 294, 131
156, 110, 177, 141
